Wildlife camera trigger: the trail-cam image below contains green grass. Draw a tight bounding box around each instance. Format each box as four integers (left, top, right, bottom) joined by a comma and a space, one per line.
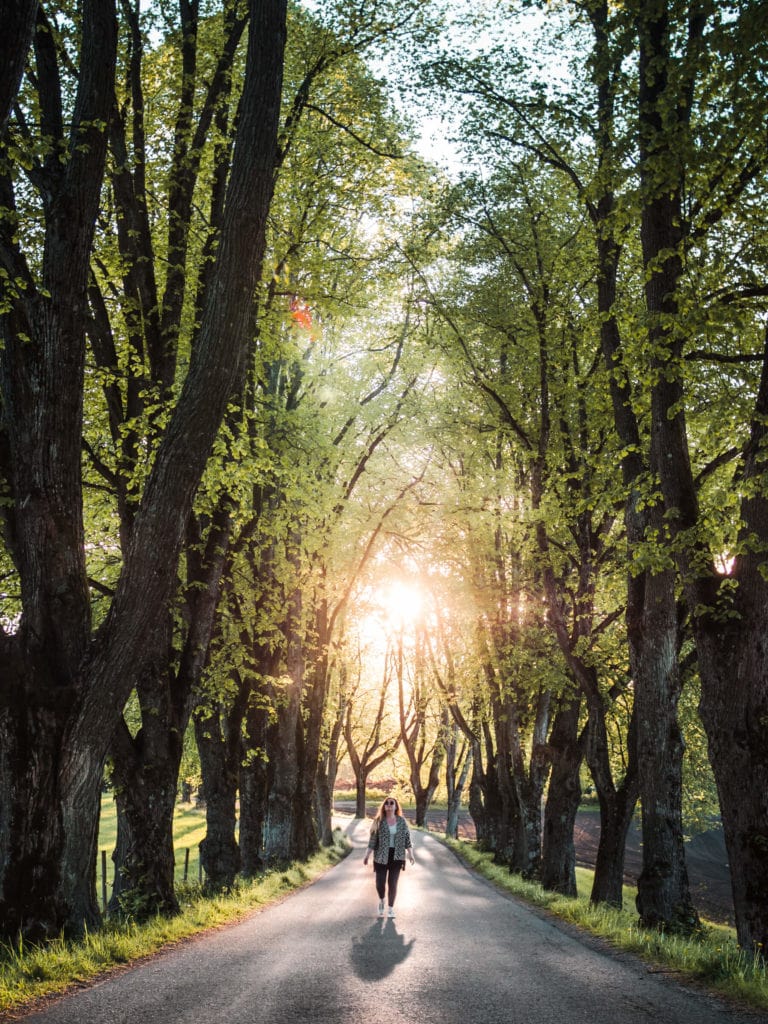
332, 789, 389, 803
0, 830, 350, 1017
444, 838, 768, 1013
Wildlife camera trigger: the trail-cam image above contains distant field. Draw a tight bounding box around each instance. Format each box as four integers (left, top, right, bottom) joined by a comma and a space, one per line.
98, 793, 208, 906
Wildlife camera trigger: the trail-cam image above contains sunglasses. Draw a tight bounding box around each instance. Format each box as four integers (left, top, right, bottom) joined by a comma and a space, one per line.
384, 800, 396, 806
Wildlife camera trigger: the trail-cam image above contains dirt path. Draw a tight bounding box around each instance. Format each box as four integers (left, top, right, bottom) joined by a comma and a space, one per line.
337, 803, 734, 926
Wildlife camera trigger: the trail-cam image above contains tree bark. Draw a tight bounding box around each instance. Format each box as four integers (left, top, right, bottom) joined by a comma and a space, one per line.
0, 0, 38, 132
195, 703, 242, 891
631, 0, 707, 935
262, 586, 319, 862
636, 0, 768, 948
315, 686, 344, 845
107, 627, 181, 918
445, 723, 472, 840
240, 680, 271, 877
0, 0, 118, 939
541, 698, 582, 896
108, 715, 179, 918
0, 0, 287, 938
586, 696, 638, 906
633, 568, 698, 931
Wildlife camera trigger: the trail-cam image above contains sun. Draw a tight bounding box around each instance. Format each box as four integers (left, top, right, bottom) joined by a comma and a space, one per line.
377, 580, 425, 630
352, 577, 428, 648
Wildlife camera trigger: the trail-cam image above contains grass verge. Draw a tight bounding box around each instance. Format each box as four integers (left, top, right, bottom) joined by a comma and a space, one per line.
0, 832, 349, 1019
445, 838, 768, 1013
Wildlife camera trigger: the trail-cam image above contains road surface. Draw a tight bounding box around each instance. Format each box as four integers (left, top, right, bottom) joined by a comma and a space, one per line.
13, 820, 764, 1024
336, 801, 735, 925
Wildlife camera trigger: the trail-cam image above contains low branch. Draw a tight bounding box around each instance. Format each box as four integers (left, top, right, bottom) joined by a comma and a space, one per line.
304, 102, 403, 158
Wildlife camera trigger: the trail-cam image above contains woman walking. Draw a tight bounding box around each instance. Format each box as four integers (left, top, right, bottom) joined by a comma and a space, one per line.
363, 796, 415, 918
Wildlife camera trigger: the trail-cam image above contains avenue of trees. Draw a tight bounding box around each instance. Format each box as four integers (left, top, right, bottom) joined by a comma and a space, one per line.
1, 0, 767, 960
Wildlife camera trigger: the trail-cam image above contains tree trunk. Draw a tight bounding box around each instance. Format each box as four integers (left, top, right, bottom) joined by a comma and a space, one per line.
239, 692, 270, 877
634, 568, 698, 932
314, 765, 334, 846
0, 664, 76, 938
469, 726, 502, 852
0, 0, 117, 940
492, 747, 519, 867
590, 792, 635, 907
586, 699, 639, 907
263, 588, 311, 862
239, 760, 268, 878
412, 741, 442, 828
195, 708, 241, 891
509, 690, 551, 880
632, 0, 706, 936
445, 724, 471, 840
108, 715, 180, 918
0, 0, 38, 131
697, 614, 768, 951
541, 698, 582, 896
354, 768, 368, 819
107, 507, 230, 913
315, 695, 343, 845
0, 0, 287, 939
44, 735, 110, 937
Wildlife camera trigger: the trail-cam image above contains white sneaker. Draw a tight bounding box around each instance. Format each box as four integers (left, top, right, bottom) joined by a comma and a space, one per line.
377, 900, 385, 918
387, 906, 395, 919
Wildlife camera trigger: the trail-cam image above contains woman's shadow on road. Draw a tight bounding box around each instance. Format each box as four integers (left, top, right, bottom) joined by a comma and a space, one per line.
350, 919, 415, 981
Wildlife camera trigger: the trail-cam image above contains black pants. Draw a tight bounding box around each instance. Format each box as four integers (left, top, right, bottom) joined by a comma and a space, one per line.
374, 849, 403, 906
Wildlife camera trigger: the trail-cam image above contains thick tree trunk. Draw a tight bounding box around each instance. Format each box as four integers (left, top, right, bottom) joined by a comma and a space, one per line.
107, 509, 230, 914
469, 727, 502, 852
314, 765, 334, 846
354, 769, 368, 819
492, 749, 519, 867
634, 568, 698, 932
632, 0, 706, 936
697, 614, 768, 951
108, 716, 180, 917
0, 0, 287, 939
541, 698, 582, 896
239, 761, 268, 877
0, 662, 75, 938
239, 693, 269, 876
195, 709, 241, 890
58, 749, 104, 934
586, 700, 638, 907
0, 0, 117, 939
263, 594, 311, 861
591, 790, 635, 907
412, 742, 442, 828
509, 691, 551, 880
511, 789, 541, 880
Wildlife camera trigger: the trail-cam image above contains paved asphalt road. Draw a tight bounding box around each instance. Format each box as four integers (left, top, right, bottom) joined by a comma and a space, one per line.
15, 819, 765, 1024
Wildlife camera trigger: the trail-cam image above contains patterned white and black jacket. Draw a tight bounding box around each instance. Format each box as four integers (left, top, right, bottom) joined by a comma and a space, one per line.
367, 815, 413, 866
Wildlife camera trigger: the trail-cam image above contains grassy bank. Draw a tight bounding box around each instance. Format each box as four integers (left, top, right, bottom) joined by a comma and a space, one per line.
445, 838, 767, 1013
0, 833, 349, 1018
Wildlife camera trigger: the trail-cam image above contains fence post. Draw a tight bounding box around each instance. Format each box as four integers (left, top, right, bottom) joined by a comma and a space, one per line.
184, 847, 190, 883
